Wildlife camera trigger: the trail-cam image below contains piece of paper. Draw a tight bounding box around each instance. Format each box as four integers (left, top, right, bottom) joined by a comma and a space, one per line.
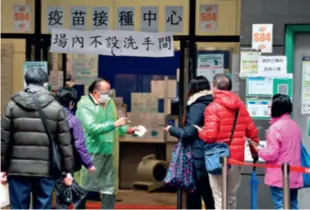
73, 54, 98, 85
301, 56, 310, 114
246, 77, 273, 96
1, 44, 13, 116
197, 54, 224, 83
131, 93, 158, 112
239, 51, 260, 77
151, 80, 165, 98
50, 28, 174, 58
257, 56, 287, 77
272, 77, 293, 99
49, 70, 63, 90
134, 125, 147, 137
199, 5, 218, 31
244, 140, 267, 162
252, 24, 273, 53
246, 98, 270, 119
13, 5, 31, 32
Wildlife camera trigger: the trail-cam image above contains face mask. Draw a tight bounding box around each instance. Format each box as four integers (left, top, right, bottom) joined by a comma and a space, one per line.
43, 83, 49, 90
99, 93, 110, 104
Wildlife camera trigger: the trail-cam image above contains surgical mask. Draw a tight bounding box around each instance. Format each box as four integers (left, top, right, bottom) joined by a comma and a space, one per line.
99, 93, 110, 103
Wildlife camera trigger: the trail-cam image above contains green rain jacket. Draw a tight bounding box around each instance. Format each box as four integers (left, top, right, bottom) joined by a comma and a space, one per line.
75, 94, 128, 195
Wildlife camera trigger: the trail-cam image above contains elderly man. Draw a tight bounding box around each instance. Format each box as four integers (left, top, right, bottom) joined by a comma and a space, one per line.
1, 68, 74, 209
76, 78, 136, 209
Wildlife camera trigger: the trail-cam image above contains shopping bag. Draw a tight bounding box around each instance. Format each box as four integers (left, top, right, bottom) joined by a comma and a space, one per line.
164, 140, 196, 192
301, 143, 310, 188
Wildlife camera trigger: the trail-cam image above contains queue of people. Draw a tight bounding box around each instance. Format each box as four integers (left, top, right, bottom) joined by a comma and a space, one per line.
0, 68, 305, 210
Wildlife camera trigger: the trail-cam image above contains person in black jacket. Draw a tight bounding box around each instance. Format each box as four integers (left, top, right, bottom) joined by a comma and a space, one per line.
164, 76, 215, 209
1, 68, 74, 209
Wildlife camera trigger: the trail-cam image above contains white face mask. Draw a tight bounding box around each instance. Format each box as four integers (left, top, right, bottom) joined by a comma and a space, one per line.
43, 83, 49, 90
99, 93, 110, 104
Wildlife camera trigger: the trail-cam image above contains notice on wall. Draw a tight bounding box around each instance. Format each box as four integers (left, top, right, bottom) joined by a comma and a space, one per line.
49, 70, 64, 90
13, 5, 31, 31
272, 76, 293, 99
252, 24, 273, 53
239, 51, 260, 77
1, 44, 13, 116
197, 54, 224, 82
246, 98, 270, 119
50, 28, 174, 57
302, 57, 310, 114
46, 6, 64, 32
131, 93, 158, 112
72, 54, 98, 85
116, 7, 135, 31
258, 56, 287, 77
199, 5, 218, 31
140, 6, 159, 32
165, 6, 183, 33
23, 62, 48, 88
246, 77, 273, 96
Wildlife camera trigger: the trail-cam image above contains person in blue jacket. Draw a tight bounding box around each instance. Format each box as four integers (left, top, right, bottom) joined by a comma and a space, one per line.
164, 76, 215, 209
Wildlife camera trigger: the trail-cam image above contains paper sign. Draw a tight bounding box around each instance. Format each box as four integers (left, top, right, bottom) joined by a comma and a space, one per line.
246, 98, 270, 119
200, 5, 218, 31
49, 71, 64, 90
302, 56, 310, 114
197, 54, 224, 82
23, 62, 48, 88
140, 6, 159, 32
272, 77, 293, 99
13, 5, 31, 31
46, 6, 64, 32
252, 24, 273, 53
240, 51, 260, 77
50, 28, 174, 57
165, 6, 183, 33
73, 54, 98, 85
244, 141, 267, 162
92, 7, 110, 29
131, 93, 158, 112
134, 125, 147, 137
258, 56, 287, 77
246, 77, 273, 96
70, 6, 87, 30
116, 7, 135, 31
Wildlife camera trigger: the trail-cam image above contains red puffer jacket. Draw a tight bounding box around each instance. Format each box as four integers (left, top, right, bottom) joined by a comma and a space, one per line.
198, 90, 259, 161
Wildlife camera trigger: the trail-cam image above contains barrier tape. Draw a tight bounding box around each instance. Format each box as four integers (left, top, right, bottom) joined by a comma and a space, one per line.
227, 159, 310, 174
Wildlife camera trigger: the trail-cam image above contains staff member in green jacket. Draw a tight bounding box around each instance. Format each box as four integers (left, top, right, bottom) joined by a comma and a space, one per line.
76, 78, 136, 209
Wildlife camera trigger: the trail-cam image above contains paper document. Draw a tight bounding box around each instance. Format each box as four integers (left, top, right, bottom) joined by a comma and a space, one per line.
134, 125, 147, 137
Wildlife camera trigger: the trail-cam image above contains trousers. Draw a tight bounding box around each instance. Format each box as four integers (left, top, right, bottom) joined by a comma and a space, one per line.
8, 175, 56, 209
270, 186, 299, 209
208, 166, 241, 209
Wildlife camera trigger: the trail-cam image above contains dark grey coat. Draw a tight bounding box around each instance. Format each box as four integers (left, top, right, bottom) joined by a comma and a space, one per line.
1, 85, 74, 177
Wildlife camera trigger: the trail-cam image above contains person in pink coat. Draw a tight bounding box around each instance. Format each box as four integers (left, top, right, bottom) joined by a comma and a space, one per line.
250, 94, 303, 209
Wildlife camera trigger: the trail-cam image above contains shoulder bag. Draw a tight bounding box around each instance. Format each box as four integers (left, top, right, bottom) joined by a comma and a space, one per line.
29, 94, 62, 178
204, 109, 239, 175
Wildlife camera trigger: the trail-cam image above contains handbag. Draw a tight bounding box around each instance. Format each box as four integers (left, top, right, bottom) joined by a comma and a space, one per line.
164, 132, 196, 192
30, 94, 62, 179
301, 143, 310, 188
204, 109, 239, 175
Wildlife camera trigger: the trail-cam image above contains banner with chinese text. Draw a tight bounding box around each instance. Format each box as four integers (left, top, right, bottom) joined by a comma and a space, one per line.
50, 28, 174, 57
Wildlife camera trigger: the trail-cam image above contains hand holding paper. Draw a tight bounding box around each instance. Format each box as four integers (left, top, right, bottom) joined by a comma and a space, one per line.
134, 125, 147, 137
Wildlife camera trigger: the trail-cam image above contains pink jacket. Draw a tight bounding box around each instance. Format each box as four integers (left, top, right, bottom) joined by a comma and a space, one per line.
258, 114, 304, 189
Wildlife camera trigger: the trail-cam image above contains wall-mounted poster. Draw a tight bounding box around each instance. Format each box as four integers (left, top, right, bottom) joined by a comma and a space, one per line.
301, 56, 310, 114
246, 77, 273, 96
257, 56, 287, 77
239, 51, 260, 77
197, 53, 224, 83
72, 54, 98, 85
13, 5, 31, 31
199, 5, 218, 31
252, 24, 273, 53
246, 98, 270, 120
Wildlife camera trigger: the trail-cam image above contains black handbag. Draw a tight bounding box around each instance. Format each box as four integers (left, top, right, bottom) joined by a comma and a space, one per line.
30, 94, 62, 179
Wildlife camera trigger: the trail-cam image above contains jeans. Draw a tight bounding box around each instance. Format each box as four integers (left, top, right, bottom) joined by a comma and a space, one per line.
8, 175, 56, 209
186, 174, 215, 209
270, 186, 299, 209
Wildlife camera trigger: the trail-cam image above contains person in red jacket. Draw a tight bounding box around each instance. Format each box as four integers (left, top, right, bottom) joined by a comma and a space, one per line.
197, 74, 259, 209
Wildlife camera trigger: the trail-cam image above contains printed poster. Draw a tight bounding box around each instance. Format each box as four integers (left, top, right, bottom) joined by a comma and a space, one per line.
252, 24, 273, 53
258, 56, 287, 77
246, 98, 270, 119
246, 77, 273, 96
240, 51, 260, 77
302, 56, 310, 114
197, 54, 224, 83
72, 54, 98, 85
199, 5, 218, 31
272, 77, 293, 99
13, 5, 31, 31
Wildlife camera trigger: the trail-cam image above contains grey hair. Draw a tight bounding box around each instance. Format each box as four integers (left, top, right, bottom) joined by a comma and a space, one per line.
24, 68, 48, 86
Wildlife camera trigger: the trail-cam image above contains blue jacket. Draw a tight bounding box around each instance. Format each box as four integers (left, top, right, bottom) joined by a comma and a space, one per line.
169, 91, 213, 180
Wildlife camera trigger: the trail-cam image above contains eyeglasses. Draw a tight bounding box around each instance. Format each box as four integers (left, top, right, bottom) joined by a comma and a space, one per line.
98, 89, 114, 96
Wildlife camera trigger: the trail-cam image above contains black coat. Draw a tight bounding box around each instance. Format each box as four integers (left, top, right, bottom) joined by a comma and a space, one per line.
1, 85, 74, 177
169, 92, 213, 180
